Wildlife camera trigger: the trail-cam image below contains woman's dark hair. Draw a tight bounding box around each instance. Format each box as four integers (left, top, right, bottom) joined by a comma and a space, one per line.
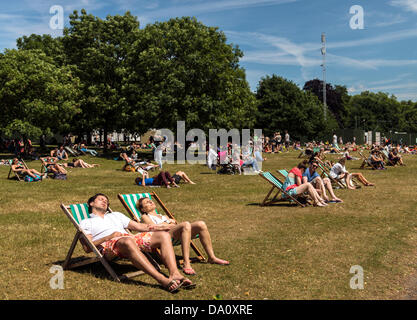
136, 197, 148, 214
87, 193, 109, 213
72, 158, 78, 162
297, 160, 309, 170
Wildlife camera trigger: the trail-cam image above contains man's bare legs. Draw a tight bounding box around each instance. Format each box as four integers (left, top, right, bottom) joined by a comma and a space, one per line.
315, 177, 343, 202
351, 173, 374, 186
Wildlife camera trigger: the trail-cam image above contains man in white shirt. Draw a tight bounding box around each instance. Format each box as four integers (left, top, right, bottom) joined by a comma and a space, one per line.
80, 193, 194, 292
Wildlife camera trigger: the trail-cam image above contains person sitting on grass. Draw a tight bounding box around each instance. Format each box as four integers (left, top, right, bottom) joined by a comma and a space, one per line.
302, 160, 343, 203
56, 146, 69, 161
80, 193, 195, 292
282, 160, 328, 207
62, 158, 100, 168
137, 197, 229, 276
41, 156, 68, 176
11, 158, 44, 179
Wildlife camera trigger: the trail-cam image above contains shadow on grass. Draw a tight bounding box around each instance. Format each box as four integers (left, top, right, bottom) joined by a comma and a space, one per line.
246, 202, 301, 207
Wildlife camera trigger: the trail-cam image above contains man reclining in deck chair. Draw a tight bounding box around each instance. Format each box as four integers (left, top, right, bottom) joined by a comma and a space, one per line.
80, 193, 195, 292
302, 160, 343, 203
136, 196, 229, 276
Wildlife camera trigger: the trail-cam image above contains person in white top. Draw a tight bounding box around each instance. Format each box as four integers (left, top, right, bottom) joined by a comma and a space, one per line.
137, 197, 229, 276
79, 193, 195, 292
329, 157, 355, 189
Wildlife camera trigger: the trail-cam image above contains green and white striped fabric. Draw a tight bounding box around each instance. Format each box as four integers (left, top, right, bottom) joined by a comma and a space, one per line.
278, 169, 288, 178
120, 193, 160, 221
262, 172, 284, 189
69, 203, 90, 224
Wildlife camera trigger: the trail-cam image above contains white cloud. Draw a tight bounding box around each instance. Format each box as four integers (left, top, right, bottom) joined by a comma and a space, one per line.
390, 0, 417, 13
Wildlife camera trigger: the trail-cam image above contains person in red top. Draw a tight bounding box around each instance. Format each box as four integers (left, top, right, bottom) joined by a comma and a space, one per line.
282, 160, 328, 207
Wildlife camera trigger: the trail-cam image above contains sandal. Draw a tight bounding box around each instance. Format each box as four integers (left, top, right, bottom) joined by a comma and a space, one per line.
177, 278, 196, 290
164, 279, 182, 293
183, 267, 197, 276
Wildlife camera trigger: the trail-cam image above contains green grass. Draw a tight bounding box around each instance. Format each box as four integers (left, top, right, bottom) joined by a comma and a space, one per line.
0, 151, 417, 300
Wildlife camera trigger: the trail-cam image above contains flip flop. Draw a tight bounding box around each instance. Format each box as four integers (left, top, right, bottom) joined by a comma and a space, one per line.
183, 267, 197, 276
165, 279, 182, 293
178, 278, 196, 290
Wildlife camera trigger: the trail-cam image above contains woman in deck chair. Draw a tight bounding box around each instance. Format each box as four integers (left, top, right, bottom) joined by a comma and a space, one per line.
283, 160, 328, 207
11, 158, 44, 179
136, 197, 229, 275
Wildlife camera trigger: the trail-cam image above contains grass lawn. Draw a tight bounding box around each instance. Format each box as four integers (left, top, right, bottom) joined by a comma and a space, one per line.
0, 150, 416, 300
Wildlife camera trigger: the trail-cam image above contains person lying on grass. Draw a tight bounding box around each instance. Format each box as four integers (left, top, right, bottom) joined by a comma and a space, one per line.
282, 160, 328, 207
135, 170, 195, 188
80, 193, 195, 293
302, 160, 343, 203
62, 158, 100, 168
11, 158, 44, 179
136, 197, 229, 276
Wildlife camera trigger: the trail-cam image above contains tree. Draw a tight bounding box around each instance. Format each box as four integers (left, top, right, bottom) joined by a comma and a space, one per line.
344, 91, 401, 132
303, 79, 349, 129
124, 17, 257, 134
255, 75, 336, 140
62, 10, 140, 149
0, 49, 81, 140
16, 34, 65, 66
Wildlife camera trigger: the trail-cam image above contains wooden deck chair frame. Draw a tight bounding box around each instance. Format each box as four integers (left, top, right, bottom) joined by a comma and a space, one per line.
118, 192, 206, 263
61, 202, 160, 282
64, 146, 80, 157
8, 159, 31, 181
259, 172, 307, 207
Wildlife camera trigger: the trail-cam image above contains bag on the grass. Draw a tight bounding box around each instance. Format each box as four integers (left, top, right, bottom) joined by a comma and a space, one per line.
24, 174, 41, 182
54, 173, 67, 180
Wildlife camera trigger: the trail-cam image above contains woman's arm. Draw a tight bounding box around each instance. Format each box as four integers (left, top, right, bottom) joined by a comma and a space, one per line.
127, 220, 170, 232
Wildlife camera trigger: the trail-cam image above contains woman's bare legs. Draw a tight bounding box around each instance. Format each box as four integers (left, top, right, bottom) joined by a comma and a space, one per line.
176, 171, 196, 184
169, 222, 193, 272
295, 183, 327, 206
351, 173, 374, 186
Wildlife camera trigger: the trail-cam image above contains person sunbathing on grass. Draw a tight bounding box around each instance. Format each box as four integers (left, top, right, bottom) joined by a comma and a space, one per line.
11, 158, 44, 179
135, 171, 195, 188
80, 193, 195, 293
282, 160, 328, 207
62, 158, 100, 168
137, 197, 229, 276
302, 160, 343, 203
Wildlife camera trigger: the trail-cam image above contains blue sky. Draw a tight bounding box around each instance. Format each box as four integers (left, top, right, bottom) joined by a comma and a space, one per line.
1, 0, 417, 101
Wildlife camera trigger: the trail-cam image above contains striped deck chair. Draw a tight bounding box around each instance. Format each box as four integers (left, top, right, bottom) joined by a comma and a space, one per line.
8, 159, 33, 181
118, 192, 205, 263
258, 172, 307, 207
61, 202, 160, 282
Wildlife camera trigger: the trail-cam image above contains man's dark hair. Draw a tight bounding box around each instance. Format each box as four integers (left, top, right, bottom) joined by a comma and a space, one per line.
87, 193, 109, 213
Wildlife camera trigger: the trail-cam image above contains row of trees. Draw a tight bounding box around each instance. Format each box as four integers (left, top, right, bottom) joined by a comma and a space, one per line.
1, 10, 416, 146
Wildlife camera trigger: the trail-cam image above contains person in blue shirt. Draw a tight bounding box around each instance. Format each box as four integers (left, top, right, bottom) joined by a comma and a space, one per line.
302, 160, 343, 203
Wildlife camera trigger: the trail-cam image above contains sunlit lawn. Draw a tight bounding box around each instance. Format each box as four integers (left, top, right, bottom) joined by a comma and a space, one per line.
0, 150, 416, 300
